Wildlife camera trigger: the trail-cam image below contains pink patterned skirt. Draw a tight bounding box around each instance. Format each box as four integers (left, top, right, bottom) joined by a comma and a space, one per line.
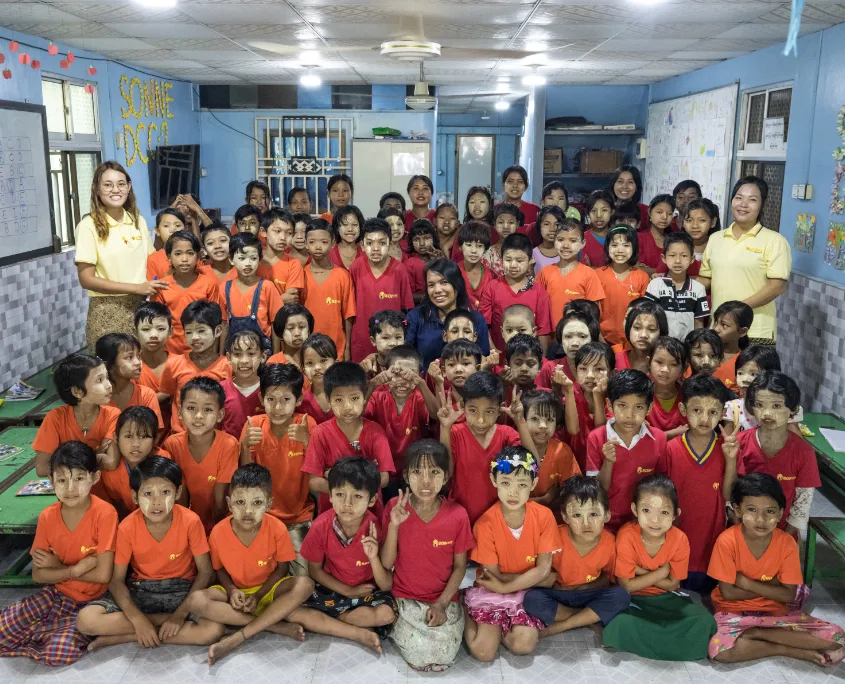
464, 586, 545, 635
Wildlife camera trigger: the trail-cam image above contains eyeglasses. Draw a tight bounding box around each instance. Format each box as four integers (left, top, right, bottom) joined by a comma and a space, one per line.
101, 181, 130, 191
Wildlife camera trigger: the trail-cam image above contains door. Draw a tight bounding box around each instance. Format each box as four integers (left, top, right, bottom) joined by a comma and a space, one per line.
456, 135, 495, 209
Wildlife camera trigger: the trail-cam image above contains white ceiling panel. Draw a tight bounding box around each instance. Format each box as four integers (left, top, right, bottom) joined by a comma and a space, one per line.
103, 22, 222, 39
177, 4, 301, 24
0, 3, 83, 22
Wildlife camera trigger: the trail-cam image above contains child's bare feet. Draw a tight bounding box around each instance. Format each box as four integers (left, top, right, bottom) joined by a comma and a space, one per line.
823, 646, 845, 667
86, 635, 129, 652
267, 622, 306, 641
208, 629, 246, 666
356, 630, 383, 655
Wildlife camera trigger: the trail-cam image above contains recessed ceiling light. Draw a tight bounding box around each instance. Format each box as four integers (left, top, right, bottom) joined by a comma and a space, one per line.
497, 75, 511, 82
299, 51, 321, 65
134, 0, 176, 7
522, 71, 546, 86
300, 72, 321, 88
495, 100, 510, 111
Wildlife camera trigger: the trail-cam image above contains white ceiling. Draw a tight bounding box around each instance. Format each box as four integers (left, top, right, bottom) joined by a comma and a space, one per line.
1, 0, 844, 112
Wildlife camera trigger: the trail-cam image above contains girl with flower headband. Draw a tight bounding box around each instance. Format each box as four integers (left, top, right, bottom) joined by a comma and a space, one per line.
594, 225, 650, 348
463, 446, 562, 661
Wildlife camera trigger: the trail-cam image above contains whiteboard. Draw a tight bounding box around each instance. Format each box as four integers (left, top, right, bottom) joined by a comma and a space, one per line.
0, 100, 56, 266
644, 84, 738, 226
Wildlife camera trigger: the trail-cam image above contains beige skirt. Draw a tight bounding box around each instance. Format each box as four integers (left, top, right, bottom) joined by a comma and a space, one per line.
86, 295, 146, 353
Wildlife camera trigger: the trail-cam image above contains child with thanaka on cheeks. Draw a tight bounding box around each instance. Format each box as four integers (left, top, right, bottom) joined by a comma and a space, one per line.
380, 440, 474, 672
33, 354, 120, 478
465, 186, 493, 225
638, 194, 676, 275
520, 390, 580, 507
532, 206, 565, 274
268, 303, 312, 367
427, 339, 482, 410
287, 186, 312, 214
0, 443, 117, 666
299, 333, 337, 424
147, 208, 186, 280
434, 203, 460, 259
377, 206, 407, 262
290, 213, 312, 267
463, 448, 561, 661
76, 457, 221, 652
685, 328, 724, 377
458, 221, 497, 309
221, 330, 268, 439
659, 197, 719, 277
523, 476, 629, 637
405, 220, 444, 299
707, 473, 845, 666
580, 189, 615, 267
134, 302, 173, 402
493, 305, 557, 386
648, 336, 690, 438
603, 475, 717, 661
234, 204, 262, 237
200, 222, 235, 282
553, 309, 600, 383
187, 464, 315, 664
616, 298, 667, 373
482, 203, 520, 277
257, 208, 305, 305
331, 205, 365, 270
162, 377, 240, 535
711, 300, 753, 390
586, 369, 668, 532
360, 309, 406, 380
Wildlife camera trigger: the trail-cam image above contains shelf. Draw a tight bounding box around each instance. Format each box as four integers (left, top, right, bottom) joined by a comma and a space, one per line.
543, 129, 644, 136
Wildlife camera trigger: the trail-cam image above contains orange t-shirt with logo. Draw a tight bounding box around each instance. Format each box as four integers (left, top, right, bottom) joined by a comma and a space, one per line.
535, 439, 581, 498
109, 382, 164, 430
302, 266, 356, 357
219, 279, 283, 339
209, 514, 296, 589
708, 524, 803, 613
146, 249, 170, 281
553, 526, 616, 587
100, 448, 171, 516
151, 273, 228, 354
115, 505, 209, 581
471, 501, 561, 575
537, 262, 606, 328
32, 405, 121, 455
31, 496, 118, 602
240, 413, 315, 525
257, 255, 305, 296
159, 353, 232, 433
713, 354, 738, 391
595, 266, 650, 347
614, 522, 689, 596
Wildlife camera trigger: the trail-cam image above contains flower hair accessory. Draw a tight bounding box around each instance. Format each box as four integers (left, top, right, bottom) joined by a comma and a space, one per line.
490, 451, 538, 477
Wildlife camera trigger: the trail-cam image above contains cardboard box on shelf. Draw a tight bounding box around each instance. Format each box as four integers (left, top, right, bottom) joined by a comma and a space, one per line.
544, 148, 563, 174
579, 149, 623, 175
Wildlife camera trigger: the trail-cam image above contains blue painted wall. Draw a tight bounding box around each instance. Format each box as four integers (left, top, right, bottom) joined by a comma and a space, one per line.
648, 25, 845, 286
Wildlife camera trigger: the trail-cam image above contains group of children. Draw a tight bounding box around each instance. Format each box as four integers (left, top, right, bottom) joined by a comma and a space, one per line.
2, 167, 843, 673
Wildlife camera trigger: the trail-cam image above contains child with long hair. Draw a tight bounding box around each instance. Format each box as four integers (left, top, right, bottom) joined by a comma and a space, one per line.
712, 301, 753, 390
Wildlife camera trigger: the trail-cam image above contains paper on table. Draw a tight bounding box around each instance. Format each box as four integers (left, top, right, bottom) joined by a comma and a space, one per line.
820, 428, 845, 453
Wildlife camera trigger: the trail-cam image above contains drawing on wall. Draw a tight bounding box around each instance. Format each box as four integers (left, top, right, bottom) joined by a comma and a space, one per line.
824, 222, 845, 269
794, 214, 816, 253
831, 104, 845, 214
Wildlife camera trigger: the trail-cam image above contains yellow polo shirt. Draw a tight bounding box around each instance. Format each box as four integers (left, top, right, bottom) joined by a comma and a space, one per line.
700, 222, 791, 340
74, 211, 154, 297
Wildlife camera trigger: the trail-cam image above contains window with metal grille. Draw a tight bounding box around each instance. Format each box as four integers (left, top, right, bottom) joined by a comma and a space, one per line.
740, 160, 784, 232
331, 85, 372, 110
739, 84, 791, 155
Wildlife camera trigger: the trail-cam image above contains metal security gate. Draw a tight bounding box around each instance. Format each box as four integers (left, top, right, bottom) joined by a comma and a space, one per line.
255, 116, 354, 214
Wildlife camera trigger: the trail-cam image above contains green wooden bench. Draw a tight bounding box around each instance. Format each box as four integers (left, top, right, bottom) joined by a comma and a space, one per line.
804, 518, 845, 586
0, 366, 58, 427
801, 412, 845, 500
0, 427, 56, 586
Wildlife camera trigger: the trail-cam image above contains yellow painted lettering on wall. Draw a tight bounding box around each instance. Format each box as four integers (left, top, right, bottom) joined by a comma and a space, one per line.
147, 122, 158, 152
119, 75, 131, 119
165, 82, 174, 119
129, 77, 142, 119
123, 124, 137, 166
119, 73, 178, 166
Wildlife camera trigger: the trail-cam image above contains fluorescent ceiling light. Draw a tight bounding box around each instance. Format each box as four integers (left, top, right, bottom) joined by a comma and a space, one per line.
495, 100, 510, 111
522, 71, 546, 86
300, 72, 321, 88
497, 75, 511, 82
299, 51, 321, 65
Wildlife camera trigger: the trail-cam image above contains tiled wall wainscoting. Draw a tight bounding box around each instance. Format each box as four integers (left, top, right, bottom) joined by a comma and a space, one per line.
0, 249, 87, 390
777, 272, 845, 418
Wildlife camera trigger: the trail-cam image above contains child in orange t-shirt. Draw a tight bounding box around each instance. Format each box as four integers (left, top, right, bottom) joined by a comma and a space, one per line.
200, 222, 235, 282
711, 301, 753, 391
188, 464, 315, 664
76, 456, 222, 650
147, 208, 186, 281
0, 442, 117, 666
269, 303, 312, 369
463, 448, 561, 661
707, 473, 845, 665
151, 230, 228, 355
602, 474, 716, 661
159, 300, 232, 433
523, 476, 629, 636
134, 301, 172, 402
33, 353, 121, 478
162, 377, 239, 534
257, 207, 305, 304
240, 363, 315, 576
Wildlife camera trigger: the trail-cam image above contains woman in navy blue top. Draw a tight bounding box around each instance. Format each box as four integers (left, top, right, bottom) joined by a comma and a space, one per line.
405, 258, 490, 369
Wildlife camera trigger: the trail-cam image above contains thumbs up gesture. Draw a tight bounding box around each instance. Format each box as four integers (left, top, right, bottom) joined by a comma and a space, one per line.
243, 416, 263, 448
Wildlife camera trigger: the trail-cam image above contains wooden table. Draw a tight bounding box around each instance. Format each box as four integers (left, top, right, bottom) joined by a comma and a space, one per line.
801, 412, 845, 500
0, 367, 58, 427
805, 517, 845, 586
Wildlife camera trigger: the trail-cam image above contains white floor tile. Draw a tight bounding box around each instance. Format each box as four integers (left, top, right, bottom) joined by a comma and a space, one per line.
120, 643, 218, 683
500, 643, 595, 684
312, 637, 407, 684
407, 646, 502, 684
774, 655, 845, 683
589, 648, 694, 683
684, 656, 788, 683
213, 632, 321, 684
0, 655, 37, 684
25, 643, 138, 683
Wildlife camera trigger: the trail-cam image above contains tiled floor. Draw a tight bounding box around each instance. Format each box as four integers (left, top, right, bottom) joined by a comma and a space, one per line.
3, 488, 845, 684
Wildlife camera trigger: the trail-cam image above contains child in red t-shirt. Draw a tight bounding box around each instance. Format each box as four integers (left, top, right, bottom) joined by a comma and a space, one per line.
648, 336, 689, 438
463, 448, 561, 661
359, 310, 406, 380
580, 190, 613, 268
0, 443, 117, 666
614, 298, 668, 373
221, 330, 266, 439
299, 333, 336, 425
458, 221, 497, 309
381, 440, 474, 671
708, 473, 845, 666
427, 339, 482, 411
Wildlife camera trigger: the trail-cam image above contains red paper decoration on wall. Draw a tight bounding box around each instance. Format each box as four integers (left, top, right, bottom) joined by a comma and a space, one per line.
31, 59, 41, 69
0, 54, 4, 65
18, 53, 31, 65
87, 65, 97, 75
48, 43, 59, 56
67, 51, 75, 63
2, 69, 11, 80
84, 84, 94, 94
60, 59, 69, 69
9, 41, 18, 52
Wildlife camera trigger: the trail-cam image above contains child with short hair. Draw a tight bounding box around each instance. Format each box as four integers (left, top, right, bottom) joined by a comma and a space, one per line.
603, 474, 717, 660
427, 339, 482, 407
442, 308, 479, 346
520, 389, 580, 506
241, 363, 314, 576
552, 309, 600, 383
96, 332, 164, 431
223, 232, 282, 353
301, 362, 394, 514
728, 372, 820, 538
350, 218, 414, 362
609, 200, 641, 231
483, 203, 521, 277
189, 463, 315, 664
638, 194, 676, 275
331, 205, 365, 270
300, 333, 337, 424
595, 225, 649, 347
303, 218, 356, 360
539, 180, 581, 221
657, 198, 720, 278
287, 186, 312, 214
646, 232, 709, 340
686, 328, 723, 376
480, 233, 553, 352
712, 300, 753, 390
360, 309, 407, 379
458, 220, 497, 308
501, 334, 547, 398
668, 375, 737, 590
33, 353, 120, 478
298, 457, 396, 651
162, 377, 240, 534
269, 302, 313, 366
708, 473, 845, 666
257, 207, 305, 303
586, 369, 668, 532
234, 204, 262, 236
580, 189, 614, 267
380, 191, 406, 214
378, 206, 408, 261
152, 230, 228, 355
537, 219, 605, 330
200, 222, 234, 281
0, 443, 117, 665
648, 336, 690, 437
463, 448, 560, 660
438, 371, 536, 525
147, 208, 186, 280
221, 330, 267, 438
159, 300, 232, 433
405, 219, 443, 297
616, 298, 668, 372
523, 476, 629, 637
531, 206, 566, 274
290, 212, 312, 267
134, 302, 172, 398
434, 203, 461, 260
381, 440, 474, 672
76, 456, 221, 651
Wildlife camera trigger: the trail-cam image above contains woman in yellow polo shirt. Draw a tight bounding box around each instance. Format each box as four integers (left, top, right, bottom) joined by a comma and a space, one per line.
75, 161, 168, 351
698, 176, 791, 344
